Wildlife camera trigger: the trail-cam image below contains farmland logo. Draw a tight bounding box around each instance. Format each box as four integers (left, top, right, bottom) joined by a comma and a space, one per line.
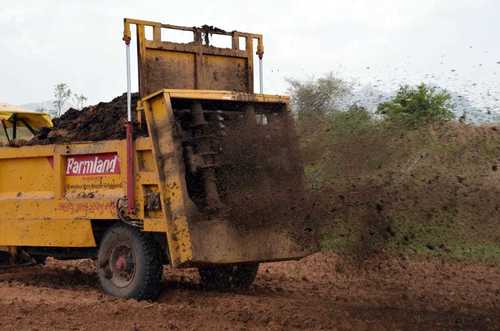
66, 153, 120, 176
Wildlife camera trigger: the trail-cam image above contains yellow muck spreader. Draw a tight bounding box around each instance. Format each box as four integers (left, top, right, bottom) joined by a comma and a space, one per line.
0, 19, 318, 299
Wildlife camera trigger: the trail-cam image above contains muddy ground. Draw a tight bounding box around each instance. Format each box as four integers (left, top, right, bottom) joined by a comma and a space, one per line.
0, 253, 498, 330
4, 95, 499, 330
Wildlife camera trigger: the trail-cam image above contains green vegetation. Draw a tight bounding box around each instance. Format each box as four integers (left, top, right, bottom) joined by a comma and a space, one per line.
290, 76, 500, 265
377, 83, 455, 127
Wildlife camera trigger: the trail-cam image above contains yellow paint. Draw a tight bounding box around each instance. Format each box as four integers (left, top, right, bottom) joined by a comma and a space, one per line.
144, 89, 290, 104
0, 106, 53, 129
0, 17, 316, 266
0, 139, 135, 248
143, 218, 168, 232
142, 92, 195, 266
0, 219, 95, 247
0, 90, 301, 265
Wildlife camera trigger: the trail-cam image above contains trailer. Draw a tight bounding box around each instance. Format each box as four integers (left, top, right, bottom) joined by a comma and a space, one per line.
0, 18, 318, 299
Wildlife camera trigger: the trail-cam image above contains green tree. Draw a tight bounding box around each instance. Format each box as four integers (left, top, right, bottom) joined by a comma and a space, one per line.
329, 104, 373, 135
377, 83, 454, 126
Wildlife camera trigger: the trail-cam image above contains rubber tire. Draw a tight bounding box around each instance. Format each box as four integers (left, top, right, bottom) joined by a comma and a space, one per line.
97, 224, 163, 300
198, 263, 259, 290
0, 251, 11, 265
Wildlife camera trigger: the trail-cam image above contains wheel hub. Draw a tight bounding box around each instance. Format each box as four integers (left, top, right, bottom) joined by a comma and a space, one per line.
108, 244, 136, 288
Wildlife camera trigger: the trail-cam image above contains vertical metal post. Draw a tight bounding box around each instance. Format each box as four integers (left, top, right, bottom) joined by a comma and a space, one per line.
257, 36, 264, 94
12, 114, 17, 140
126, 44, 132, 122
1, 120, 10, 144
259, 58, 264, 94
125, 39, 135, 214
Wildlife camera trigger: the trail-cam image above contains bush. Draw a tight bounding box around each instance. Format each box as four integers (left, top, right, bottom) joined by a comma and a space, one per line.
377, 83, 454, 126
287, 73, 351, 119
329, 104, 374, 136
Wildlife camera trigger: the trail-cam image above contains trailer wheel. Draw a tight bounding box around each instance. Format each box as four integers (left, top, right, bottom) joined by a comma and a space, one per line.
97, 224, 163, 300
0, 251, 11, 265
198, 263, 259, 290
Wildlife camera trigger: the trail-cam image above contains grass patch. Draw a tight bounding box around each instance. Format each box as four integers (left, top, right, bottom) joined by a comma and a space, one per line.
320, 227, 500, 265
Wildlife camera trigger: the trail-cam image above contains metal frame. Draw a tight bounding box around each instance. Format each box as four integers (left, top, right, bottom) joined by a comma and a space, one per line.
122, 18, 269, 216
1, 120, 10, 144
0, 116, 37, 144
123, 18, 265, 97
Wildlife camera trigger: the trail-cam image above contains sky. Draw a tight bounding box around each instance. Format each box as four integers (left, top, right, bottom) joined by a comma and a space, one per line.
1, 0, 499, 112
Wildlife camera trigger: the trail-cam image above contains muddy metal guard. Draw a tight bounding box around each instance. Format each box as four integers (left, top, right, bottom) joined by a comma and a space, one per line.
141, 90, 318, 267
122, 19, 318, 267
123, 18, 265, 97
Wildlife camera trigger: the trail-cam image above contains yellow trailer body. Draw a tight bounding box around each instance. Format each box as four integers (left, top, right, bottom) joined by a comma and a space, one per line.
0, 90, 316, 267
0, 19, 318, 299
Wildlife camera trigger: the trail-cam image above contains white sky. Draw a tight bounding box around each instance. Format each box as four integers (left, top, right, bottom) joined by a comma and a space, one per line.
1, 0, 499, 111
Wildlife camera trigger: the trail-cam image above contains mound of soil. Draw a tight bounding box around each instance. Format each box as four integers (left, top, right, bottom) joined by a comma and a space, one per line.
29, 93, 147, 145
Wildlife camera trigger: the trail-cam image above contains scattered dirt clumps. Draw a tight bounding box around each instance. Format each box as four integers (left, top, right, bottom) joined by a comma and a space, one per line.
218, 111, 309, 227
29, 93, 147, 145
215, 111, 318, 250
303, 121, 500, 262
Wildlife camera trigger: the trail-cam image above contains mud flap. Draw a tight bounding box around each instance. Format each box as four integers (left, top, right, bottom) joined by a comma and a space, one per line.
189, 219, 319, 265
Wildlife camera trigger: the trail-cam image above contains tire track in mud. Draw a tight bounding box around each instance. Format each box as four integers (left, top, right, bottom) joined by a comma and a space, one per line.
0, 253, 498, 330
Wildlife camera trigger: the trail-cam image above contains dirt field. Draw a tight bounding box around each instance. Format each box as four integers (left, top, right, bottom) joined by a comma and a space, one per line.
0, 253, 498, 330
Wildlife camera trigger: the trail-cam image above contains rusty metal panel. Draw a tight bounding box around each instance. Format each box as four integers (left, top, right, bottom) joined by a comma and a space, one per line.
125, 19, 263, 97
190, 220, 317, 264
141, 49, 250, 95
203, 55, 248, 91
144, 50, 196, 92
138, 40, 253, 96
